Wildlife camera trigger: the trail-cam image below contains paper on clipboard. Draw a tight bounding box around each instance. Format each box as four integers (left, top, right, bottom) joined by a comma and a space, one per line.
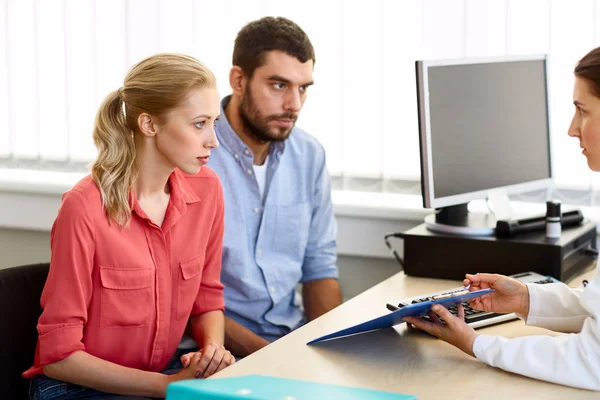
307, 288, 494, 345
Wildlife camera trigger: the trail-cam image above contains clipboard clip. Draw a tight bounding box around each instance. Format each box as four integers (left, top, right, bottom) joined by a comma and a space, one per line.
431, 290, 470, 301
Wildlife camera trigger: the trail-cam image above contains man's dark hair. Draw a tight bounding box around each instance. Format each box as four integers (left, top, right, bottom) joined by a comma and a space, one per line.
233, 16, 315, 77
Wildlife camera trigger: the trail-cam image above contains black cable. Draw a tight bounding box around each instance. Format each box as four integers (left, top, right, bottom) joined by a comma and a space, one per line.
384, 232, 406, 268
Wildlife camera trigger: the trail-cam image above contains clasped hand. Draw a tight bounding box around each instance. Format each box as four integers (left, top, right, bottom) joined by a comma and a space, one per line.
176, 341, 235, 380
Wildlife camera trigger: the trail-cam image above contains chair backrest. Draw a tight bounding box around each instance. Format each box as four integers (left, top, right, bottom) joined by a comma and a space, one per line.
0, 263, 49, 400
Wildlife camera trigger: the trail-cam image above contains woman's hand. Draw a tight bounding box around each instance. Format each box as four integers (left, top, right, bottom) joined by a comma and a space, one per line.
179, 341, 235, 379
465, 273, 530, 316
165, 355, 202, 385
404, 304, 478, 357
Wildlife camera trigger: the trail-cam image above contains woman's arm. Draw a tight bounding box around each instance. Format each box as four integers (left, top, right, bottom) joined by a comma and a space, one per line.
464, 273, 590, 332
191, 310, 224, 347
474, 272, 600, 390
524, 282, 589, 332
44, 351, 175, 397
184, 311, 235, 378
407, 272, 600, 391
179, 182, 234, 377
473, 321, 600, 391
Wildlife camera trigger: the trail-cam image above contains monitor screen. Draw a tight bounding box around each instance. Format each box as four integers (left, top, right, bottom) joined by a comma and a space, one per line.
416, 56, 552, 210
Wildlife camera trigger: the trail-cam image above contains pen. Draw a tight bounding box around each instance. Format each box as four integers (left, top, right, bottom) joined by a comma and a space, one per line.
431, 290, 469, 300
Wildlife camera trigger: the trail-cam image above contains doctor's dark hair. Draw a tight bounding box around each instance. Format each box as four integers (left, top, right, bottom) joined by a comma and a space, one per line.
575, 46, 600, 98
91, 53, 216, 228
232, 16, 315, 77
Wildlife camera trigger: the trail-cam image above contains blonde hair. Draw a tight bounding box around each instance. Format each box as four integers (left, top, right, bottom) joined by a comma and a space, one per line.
91, 53, 216, 228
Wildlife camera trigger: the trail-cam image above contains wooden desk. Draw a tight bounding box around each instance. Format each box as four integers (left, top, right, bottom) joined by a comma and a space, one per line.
213, 266, 598, 399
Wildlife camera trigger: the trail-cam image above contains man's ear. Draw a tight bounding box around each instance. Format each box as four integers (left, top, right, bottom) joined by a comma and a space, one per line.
229, 66, 247, 96
137, 113, 158, 137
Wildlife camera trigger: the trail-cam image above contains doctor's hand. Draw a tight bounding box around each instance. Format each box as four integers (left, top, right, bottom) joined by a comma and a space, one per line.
404, 304, 477, 357
180, 342, 235, 378
464, 273, 530, 316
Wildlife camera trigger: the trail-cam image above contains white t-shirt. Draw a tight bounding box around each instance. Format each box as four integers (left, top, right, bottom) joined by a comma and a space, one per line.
253, 155, 269, 199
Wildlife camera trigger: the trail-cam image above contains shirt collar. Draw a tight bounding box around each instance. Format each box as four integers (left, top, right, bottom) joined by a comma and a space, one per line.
217, 96, 286, 159
130, 169, 201, 222
169, 169, 202, 206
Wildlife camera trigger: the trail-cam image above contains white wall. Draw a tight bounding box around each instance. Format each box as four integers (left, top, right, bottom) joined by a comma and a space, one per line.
0, 228, 50, 269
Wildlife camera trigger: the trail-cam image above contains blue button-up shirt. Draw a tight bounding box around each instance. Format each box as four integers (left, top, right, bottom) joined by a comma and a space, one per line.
208, 96, 338, 341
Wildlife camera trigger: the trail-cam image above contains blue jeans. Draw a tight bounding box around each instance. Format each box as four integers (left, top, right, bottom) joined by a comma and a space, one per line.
28, 348, 196, 400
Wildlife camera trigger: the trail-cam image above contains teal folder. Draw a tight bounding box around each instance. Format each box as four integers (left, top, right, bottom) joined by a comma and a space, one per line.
166, 374, 417, 400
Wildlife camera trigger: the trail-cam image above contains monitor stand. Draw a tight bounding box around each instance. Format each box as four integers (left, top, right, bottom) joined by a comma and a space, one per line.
424, 203, 497, 237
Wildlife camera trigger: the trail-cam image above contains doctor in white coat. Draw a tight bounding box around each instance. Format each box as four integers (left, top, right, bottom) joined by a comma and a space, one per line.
405, 46, 600, 392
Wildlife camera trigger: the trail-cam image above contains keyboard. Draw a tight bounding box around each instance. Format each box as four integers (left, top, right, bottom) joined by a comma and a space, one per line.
391, 271, 559, 329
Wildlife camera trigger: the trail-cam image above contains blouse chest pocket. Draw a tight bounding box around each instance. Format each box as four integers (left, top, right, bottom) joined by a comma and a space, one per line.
177, 254, 205, 320
99, 267, 154, 328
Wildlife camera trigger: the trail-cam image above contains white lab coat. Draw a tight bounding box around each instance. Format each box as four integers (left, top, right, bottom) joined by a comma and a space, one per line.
472, 265, 600, 391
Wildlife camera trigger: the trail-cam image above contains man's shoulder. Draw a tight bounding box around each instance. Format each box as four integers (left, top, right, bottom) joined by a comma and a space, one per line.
287, 126, 326, 159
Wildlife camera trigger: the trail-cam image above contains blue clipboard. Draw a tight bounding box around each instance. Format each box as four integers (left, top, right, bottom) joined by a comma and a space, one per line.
307, 288, 494, 344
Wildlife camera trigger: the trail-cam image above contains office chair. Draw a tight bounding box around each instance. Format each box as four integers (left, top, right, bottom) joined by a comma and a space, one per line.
0, 262, 49, 400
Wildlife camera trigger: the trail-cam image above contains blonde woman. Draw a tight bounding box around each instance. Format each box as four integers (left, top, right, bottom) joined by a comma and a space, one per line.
405, 47, 600, 391
23, 54, 234, 399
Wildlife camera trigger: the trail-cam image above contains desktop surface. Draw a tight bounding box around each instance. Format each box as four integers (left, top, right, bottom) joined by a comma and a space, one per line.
212, 263, 598, 399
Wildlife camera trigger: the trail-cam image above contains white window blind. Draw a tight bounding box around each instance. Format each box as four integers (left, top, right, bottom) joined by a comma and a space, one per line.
0, 0, 598, 188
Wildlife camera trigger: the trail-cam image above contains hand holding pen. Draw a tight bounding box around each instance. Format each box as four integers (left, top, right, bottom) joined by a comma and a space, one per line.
464, 273, 530, 316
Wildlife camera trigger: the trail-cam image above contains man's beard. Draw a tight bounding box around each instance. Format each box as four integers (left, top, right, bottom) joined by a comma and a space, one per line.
239, 86, 297, 143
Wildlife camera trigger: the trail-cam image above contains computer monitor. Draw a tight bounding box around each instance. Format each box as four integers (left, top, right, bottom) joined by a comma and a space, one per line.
415, 55, 552, 236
